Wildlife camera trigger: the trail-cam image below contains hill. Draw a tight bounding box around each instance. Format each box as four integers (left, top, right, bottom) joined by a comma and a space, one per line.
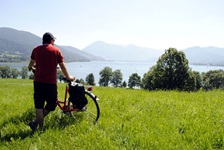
0, 27, 102, 62
60, 46, 104, 61
182, 46, 224, 66
82, 41, 163, 62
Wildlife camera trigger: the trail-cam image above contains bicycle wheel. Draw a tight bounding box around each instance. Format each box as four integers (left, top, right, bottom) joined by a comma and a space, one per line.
68, 90, 100, 123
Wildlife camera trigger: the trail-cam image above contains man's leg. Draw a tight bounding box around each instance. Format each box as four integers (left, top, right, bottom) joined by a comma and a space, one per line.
35, 108, 50, 128
43, 108, 50, 117
35, 108, 44, 128
29, 83, 57, 132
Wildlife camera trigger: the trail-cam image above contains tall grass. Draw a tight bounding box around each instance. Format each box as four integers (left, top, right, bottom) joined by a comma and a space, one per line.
1, 79, 224, 149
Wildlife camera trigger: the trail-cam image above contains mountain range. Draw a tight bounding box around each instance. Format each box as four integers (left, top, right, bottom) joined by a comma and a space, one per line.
0, 27, 224, 66
183, 46, 224, 66
82, 41, 162, 62
0, 27, 103, 62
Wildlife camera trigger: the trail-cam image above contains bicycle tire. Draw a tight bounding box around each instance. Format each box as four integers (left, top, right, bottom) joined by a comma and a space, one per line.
68, 90, 100, 123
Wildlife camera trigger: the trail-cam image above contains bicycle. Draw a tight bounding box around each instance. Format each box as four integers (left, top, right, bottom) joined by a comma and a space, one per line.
57, 78, 100, 123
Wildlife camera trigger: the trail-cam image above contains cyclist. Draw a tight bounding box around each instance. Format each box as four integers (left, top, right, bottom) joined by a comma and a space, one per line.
28, 32, 75, 133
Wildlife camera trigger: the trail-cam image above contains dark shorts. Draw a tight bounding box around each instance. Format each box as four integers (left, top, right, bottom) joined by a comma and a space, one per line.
34, 82, 57, 111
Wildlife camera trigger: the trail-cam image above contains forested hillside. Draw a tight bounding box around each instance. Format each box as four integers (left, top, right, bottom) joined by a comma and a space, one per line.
0, 27, 103, 62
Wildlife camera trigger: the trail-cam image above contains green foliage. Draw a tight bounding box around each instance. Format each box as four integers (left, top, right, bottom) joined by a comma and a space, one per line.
57, 70, 64, 82
86, 73, 95, 85
110, 69, 123, 87
183, 70, 196, 91
122, 81, 127, 88
142, 48, 197, 91
99, 66, 113, 86
20, 66, 29, 79
141, 68, 154, 90
0, 66, 11, 78
128, 73, 141, 88
10, 68, 20, 78
29, 73, 34, 79
79, 78, 85, 84
193, 71, 202, 90
1, 79, 224, 149
0, 37, 30, 62
156, 48, 190, 90
202, 69, 224, 91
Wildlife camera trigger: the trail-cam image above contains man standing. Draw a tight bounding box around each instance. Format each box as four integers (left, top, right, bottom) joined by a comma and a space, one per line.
28, 32, 74, 133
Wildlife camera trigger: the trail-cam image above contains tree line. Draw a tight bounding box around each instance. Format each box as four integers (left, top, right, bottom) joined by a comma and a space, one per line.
0, 66, 30, 79
1, 48, 224, 91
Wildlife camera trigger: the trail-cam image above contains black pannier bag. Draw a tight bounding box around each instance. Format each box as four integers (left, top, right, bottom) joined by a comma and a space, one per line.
68, 82, 88, 109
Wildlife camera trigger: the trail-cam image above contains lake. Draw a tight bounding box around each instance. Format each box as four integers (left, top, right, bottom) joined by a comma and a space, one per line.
1, 61, 224, 84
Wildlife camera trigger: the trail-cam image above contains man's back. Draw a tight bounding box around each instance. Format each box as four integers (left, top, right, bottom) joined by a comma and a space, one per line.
31, 44, 64, 84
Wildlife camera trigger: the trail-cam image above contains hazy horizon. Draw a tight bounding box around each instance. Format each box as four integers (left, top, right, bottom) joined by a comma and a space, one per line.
1, 0, 224, 50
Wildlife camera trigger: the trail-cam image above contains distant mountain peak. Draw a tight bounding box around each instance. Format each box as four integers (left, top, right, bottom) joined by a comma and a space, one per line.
182, 47, 224, 65
82, 41, 163, 61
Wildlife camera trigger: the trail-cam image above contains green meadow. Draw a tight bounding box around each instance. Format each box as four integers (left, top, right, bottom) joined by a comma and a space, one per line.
1, 79, 224, 150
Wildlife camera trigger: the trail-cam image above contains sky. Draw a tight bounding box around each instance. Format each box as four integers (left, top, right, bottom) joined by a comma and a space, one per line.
1, 0, 224, 50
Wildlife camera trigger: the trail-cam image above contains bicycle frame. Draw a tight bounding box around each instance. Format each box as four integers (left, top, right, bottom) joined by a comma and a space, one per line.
57, 84, 71, 112
56, 80, 100, 123
56, 83, 95, 112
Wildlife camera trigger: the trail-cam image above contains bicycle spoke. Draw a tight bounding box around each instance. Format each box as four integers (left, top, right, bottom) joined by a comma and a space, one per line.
67, 91, 100, 123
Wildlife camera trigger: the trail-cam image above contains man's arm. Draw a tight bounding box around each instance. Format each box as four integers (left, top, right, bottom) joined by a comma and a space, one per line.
28, 59, 35, 71
59, 62, 75, 81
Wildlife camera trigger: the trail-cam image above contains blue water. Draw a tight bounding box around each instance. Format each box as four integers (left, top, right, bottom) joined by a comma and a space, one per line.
66, 61, 156, 83
1, 61, 224, 84
66, 61, 224, 84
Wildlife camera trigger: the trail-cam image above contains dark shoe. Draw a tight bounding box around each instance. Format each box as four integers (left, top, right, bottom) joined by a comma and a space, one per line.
28, 120, 37, 132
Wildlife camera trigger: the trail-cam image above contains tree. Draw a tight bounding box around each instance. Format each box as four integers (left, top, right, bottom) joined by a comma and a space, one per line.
122, 81, 127, 88
128, 73, 141, 89
86, 73, 95, 85
183, 70, 196, 91
79, 78, 85, 84
20, 66, 29, 79
57, 70, 64, 82
0, 66, 11, 78
202, 69, 224, 91
110, 69, 123, 87
141, 67, 155, 90
99, 66, 113, 86
10, 68, 20, 78
29, 73, 34, 79
142, 48, 195, 91
193, 71, 202, 90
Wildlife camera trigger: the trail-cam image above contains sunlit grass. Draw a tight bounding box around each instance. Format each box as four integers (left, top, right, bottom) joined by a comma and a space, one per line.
1, 79, 224, 149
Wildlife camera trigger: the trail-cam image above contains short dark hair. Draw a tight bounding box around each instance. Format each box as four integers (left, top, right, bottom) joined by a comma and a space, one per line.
42, 32, 56, 44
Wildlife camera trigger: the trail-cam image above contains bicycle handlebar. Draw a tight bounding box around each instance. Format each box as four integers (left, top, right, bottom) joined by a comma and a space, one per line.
62, 77, 94, 92
62, 77, 72, 83
62, 77, 78, 83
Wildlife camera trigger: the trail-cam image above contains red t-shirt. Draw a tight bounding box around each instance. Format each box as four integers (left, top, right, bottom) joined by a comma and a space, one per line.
31, 44, 64, 84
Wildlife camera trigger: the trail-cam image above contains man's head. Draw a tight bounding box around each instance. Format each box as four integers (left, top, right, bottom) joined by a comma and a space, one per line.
42, 32, 56, 45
